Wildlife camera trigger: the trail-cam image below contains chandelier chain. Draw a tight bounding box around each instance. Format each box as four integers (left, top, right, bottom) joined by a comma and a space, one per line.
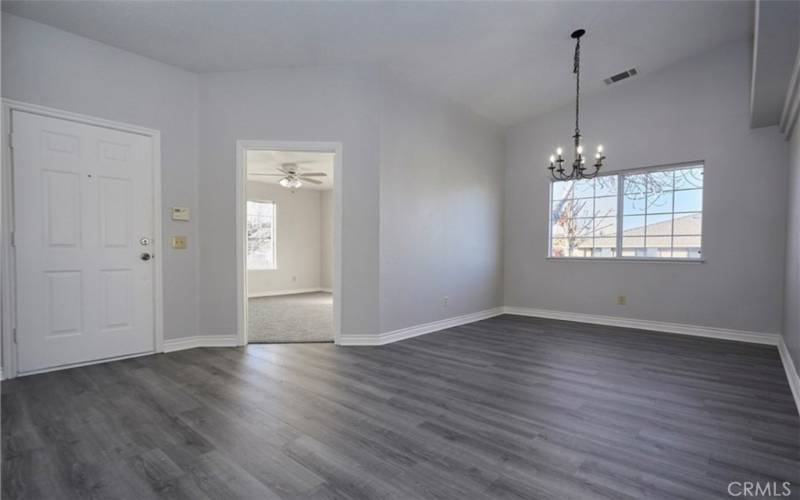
574, 35, 580, 147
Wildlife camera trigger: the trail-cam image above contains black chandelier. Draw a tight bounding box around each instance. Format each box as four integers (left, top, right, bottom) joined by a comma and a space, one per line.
548, 29, 606, 181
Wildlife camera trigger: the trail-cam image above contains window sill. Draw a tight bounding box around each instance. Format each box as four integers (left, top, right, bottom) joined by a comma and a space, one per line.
546, 257, 705, 264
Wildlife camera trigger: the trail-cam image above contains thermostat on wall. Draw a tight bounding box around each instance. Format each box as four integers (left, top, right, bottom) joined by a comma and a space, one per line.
171, 207, 190, 221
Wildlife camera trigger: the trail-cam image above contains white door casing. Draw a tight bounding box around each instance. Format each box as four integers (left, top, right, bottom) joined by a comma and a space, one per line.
12, 110, 156, 374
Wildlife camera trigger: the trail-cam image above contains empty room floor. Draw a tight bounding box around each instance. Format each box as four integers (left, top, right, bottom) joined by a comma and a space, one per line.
248, 292, 333, 343
2, 315, 798, 499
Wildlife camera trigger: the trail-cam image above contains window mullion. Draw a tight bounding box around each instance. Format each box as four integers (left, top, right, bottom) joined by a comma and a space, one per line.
616, 174, 624, 258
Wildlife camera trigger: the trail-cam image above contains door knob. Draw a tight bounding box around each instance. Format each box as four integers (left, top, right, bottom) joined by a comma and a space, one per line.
140, 252, 153, 261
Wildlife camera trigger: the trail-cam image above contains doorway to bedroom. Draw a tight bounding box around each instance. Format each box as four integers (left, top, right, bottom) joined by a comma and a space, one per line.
239, 144, 338, 343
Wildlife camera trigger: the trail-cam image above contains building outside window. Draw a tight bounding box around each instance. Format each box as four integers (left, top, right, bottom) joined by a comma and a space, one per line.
550, 163, 703, 260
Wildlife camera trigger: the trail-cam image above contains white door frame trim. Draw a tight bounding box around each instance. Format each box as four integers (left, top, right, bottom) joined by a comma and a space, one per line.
235, 140, 342, 346
1, 99, 165, 378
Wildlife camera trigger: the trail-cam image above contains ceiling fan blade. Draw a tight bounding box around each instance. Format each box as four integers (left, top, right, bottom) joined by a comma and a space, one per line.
250, 173, 285, 176
277, 165, 294, 174
299, 172, 327, 177
299, 177, 323, 184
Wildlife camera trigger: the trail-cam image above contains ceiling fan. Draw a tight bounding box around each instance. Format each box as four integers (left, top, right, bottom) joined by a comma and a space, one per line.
250, 162, 327, 189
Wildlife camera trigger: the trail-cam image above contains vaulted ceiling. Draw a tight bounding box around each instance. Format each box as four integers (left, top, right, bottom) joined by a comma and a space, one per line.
2, 1, 753, 125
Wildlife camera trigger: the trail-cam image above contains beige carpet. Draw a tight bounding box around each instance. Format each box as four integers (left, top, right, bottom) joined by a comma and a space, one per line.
247, 292, 333, 343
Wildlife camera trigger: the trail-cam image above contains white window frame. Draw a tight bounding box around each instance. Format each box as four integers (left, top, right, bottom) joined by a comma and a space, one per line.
246, 199, 277, 271
547, 160, 705, 263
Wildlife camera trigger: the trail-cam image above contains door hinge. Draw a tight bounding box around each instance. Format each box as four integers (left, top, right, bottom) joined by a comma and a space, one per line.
8, 133, 14, 150
12, 328, 17, 344
10, 231, 15, 247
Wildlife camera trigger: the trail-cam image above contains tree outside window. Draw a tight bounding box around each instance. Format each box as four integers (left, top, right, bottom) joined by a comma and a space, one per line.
247, 201, 276, 270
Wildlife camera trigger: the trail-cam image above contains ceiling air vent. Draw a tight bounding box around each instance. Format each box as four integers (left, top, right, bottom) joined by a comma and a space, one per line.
604, 68, 638, 85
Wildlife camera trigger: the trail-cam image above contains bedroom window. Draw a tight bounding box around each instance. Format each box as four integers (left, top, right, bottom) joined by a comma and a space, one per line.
549, 163, 703, 260
246, 200, 276, 270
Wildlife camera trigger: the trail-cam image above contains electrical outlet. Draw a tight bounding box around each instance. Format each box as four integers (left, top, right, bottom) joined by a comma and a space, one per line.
292, 276, 297, 282
171, 236, 187, 249
616, 295, 626, 306
443, 296, 449, 307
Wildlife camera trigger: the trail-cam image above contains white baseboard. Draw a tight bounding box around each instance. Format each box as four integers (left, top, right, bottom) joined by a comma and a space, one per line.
503, 306, 780, 346
163, 335, 239, 353
248, 288, 325, 298
339, 307, 504, 346
778, 336, 800, 415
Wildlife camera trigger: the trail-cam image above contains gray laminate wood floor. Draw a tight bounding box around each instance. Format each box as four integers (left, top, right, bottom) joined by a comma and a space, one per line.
3, 314, 799, 499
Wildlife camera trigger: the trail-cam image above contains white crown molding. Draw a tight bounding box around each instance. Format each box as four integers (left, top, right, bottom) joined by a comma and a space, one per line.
248, 287, 327, 298
780, 47, 800, 139
338, 307, 504, 346
163, 335, 239, 353
778, 336, 800, 416
502, 306, 780, 346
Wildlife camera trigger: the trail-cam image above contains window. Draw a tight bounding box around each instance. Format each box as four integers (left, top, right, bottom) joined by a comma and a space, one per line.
549, 163, 703, 260
247, 201, 276, 270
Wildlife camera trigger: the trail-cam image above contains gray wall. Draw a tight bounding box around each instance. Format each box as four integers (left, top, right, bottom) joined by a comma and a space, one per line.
2, 14, 504, 343
504, 40, 789, 336
379, 78, 505, 332
785, 125, 800, 366
320, 190, 334, 291
246, 182, 323, 296
197, 67, 382, 338
6, 13, 788, 349
2, 14, 200, 341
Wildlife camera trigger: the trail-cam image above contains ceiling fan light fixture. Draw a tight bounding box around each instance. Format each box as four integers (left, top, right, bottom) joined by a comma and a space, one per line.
279, 177, 291, 188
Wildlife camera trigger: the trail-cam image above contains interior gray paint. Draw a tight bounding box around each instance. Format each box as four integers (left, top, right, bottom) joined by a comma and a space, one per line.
379, 78, 505, 332
1, 14, 504, 344
3, 12, 791, 351
321, 190, 333, 291
504, 40, 789, 336
197, 67, 382, 338
785, 125, 800, 370
750, 0, 800, 128
2, 14, 200, 341
246, 182, 323, 296
1, 1, 753, 126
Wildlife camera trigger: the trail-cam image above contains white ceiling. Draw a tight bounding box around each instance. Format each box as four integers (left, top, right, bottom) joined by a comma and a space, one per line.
2, 1, 753, 125
247, 150, 334, 191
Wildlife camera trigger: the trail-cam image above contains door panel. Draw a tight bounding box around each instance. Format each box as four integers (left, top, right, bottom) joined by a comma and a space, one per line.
13, 110, 155, 373
43, 170, 82, 247
45, 271, 84, 337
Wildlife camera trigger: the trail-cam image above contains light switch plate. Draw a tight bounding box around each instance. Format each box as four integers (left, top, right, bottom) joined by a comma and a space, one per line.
171, 236, 187, 250
171, 207, 190, 221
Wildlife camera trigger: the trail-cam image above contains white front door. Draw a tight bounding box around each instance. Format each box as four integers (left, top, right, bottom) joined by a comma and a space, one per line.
12, 110, 156, 374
